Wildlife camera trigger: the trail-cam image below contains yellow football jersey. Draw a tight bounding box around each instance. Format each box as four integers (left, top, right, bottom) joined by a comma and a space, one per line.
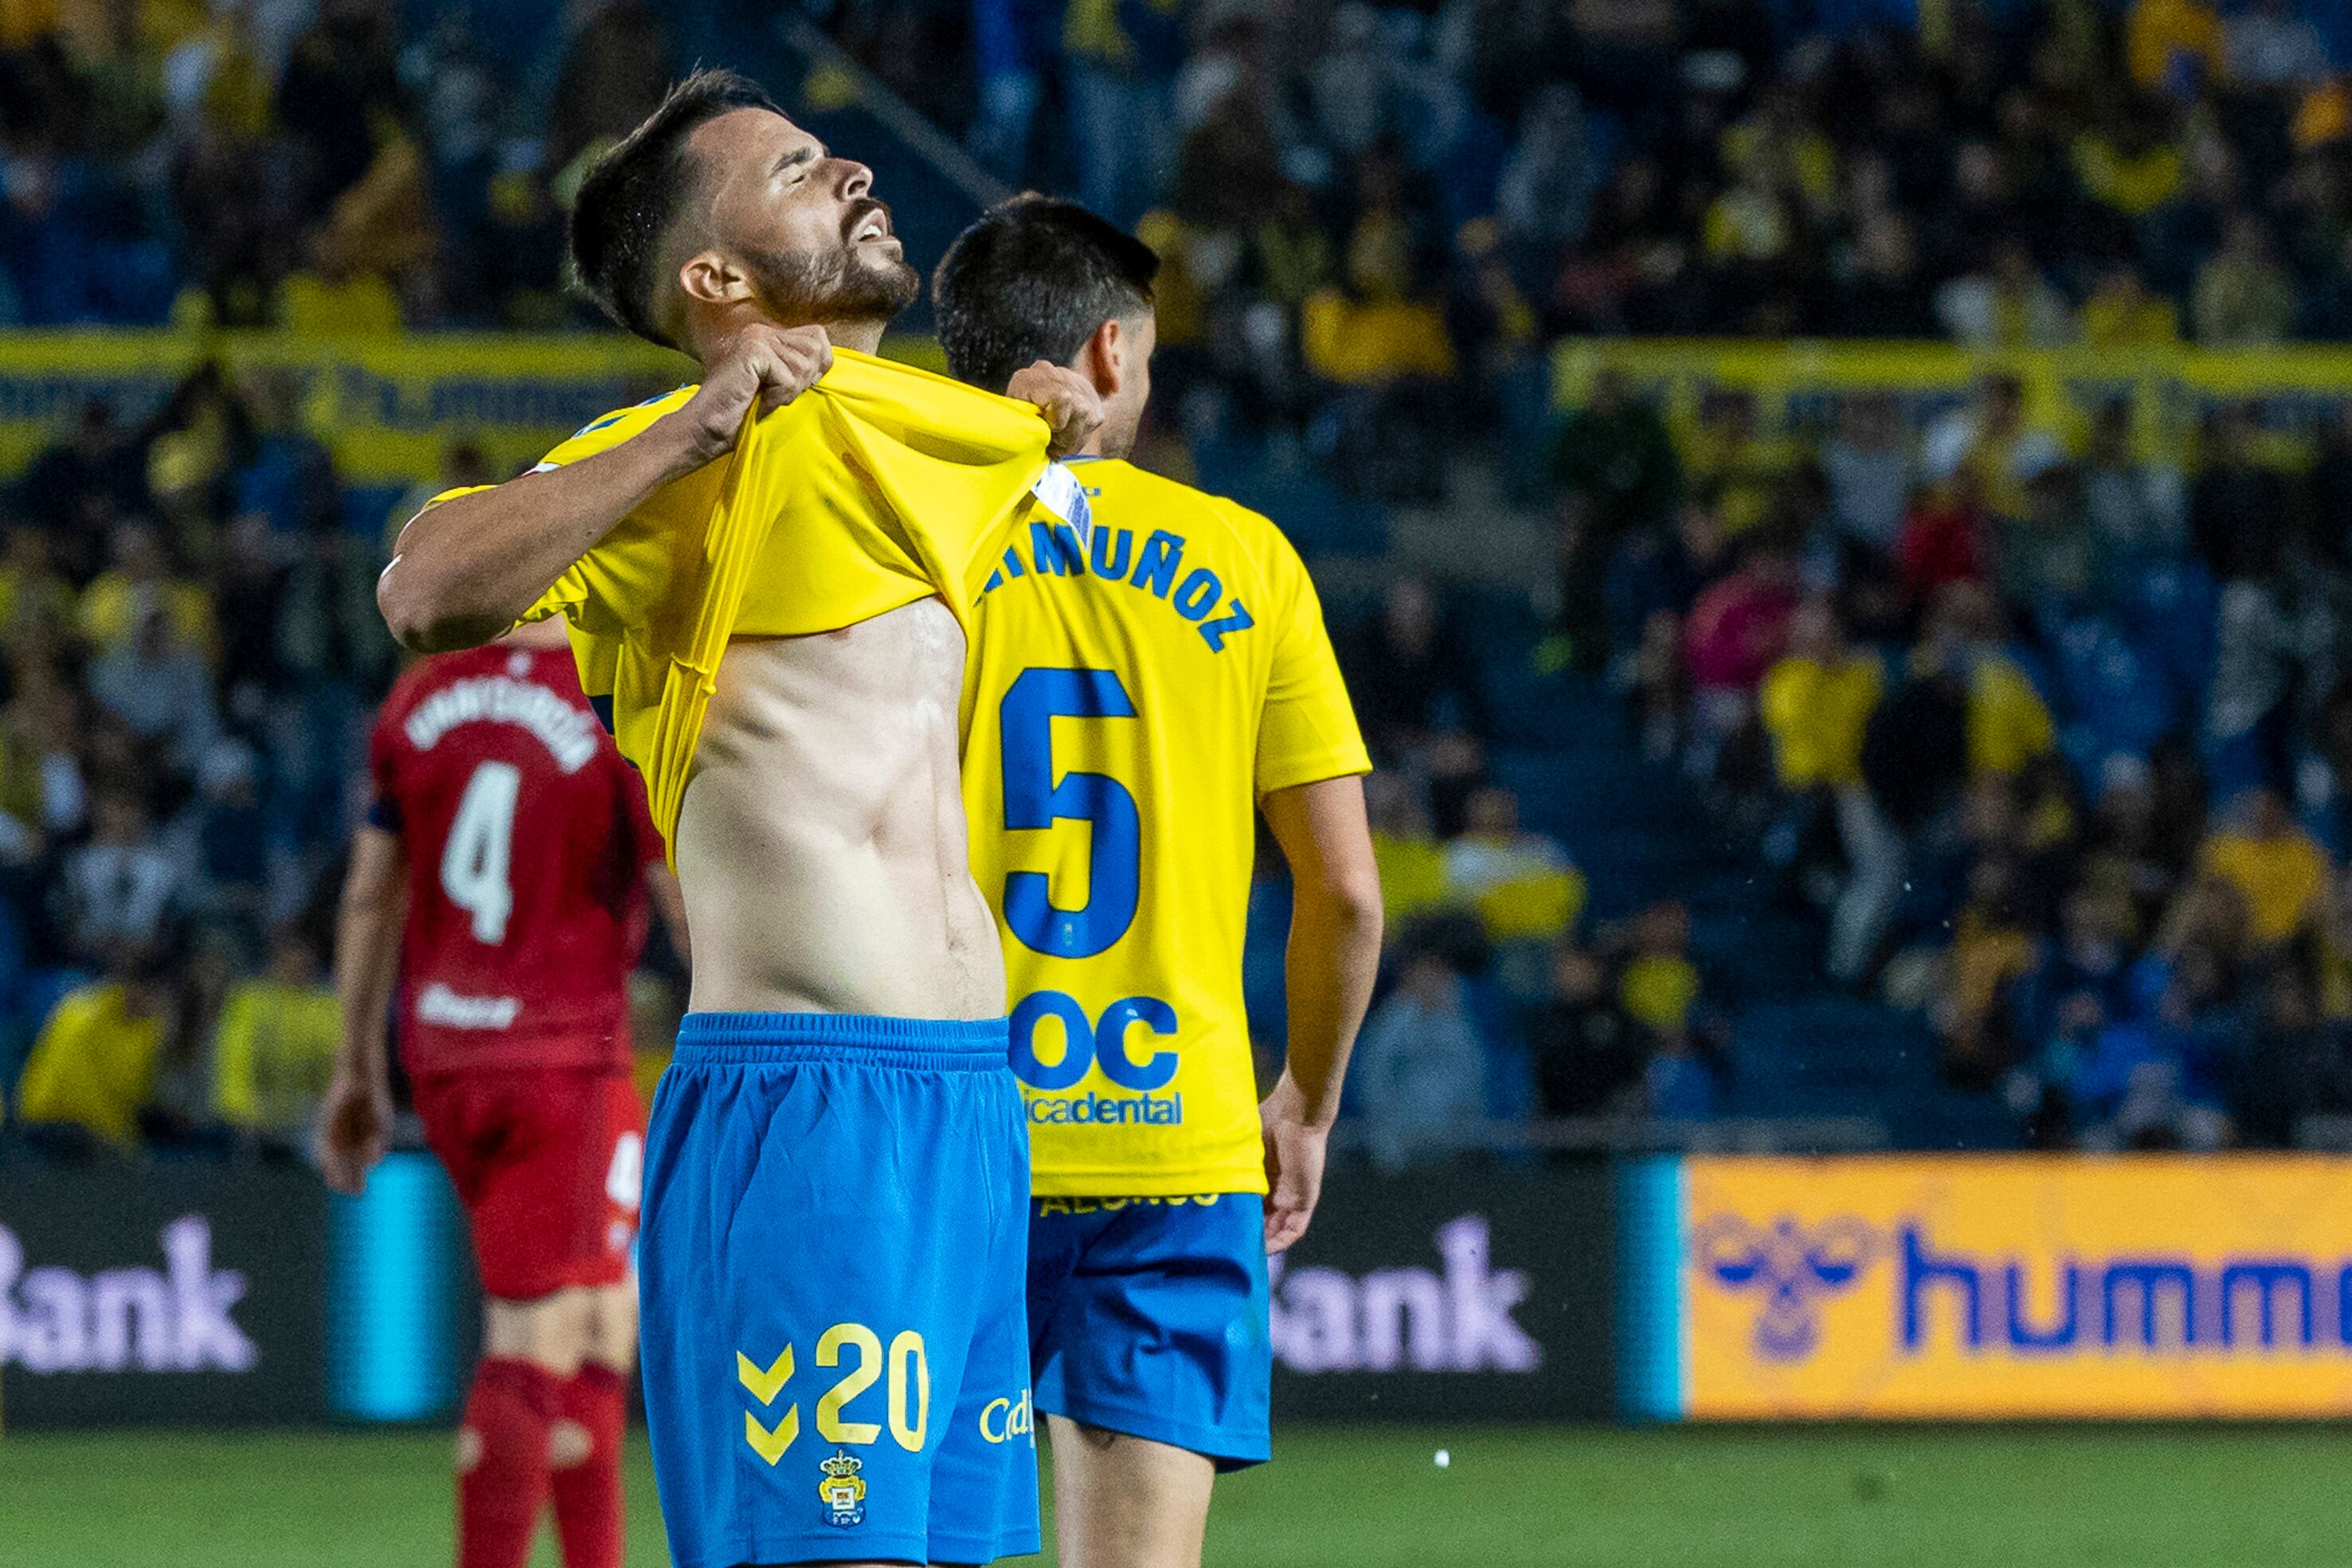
960, 459, 1370, 1196
425, 346, 1064, 852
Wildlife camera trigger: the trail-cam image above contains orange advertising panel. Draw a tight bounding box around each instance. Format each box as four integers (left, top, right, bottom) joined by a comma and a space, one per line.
1681, 1156, 2352, 1419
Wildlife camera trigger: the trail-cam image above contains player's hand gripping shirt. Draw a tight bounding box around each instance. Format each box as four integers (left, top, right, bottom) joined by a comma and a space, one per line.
961, 459, 1370, 1195
425, 346, 1078, 855
368, 643, 666, 1076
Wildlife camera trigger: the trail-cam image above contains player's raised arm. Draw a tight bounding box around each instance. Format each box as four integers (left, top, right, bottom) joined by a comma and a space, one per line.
1258, 775, 1383, 1253
378, 325, 832, 653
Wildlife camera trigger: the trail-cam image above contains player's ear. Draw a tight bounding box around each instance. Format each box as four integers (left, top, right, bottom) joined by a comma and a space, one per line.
1078, 317, 1124, 401
677, 250, 751, 309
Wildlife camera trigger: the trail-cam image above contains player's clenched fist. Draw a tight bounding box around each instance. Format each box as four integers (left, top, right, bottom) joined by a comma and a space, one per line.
671, 323, 834, 466
1007, 359, 1106, 459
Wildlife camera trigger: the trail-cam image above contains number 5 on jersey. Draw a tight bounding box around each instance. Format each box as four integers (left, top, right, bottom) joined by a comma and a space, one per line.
999, 668, 1141, 959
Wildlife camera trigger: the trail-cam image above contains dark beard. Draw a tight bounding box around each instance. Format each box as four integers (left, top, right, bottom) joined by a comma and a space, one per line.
746, 240, 919, 328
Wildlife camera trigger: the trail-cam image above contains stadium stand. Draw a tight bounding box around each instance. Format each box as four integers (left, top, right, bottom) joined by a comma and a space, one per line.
16, 0, 2352, 1162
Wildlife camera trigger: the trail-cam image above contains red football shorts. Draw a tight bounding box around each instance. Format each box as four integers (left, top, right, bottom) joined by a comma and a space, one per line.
411, 1067, 646, 1301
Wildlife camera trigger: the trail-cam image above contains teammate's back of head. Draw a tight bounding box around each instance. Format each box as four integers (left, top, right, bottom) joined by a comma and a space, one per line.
933, 196, 1159, 397
569, 68, 782, 347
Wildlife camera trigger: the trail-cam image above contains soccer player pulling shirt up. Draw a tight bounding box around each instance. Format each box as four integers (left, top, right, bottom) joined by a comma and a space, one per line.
375, 71, 1106, 1568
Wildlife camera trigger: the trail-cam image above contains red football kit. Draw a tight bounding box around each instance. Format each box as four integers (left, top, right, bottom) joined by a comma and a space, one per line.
368, 643, 662, 1300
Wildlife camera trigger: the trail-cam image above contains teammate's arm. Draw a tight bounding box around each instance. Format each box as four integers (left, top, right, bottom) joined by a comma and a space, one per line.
1258, 775, 1383, 1253
315, 824, 410, 1194
378, 326, 835, 653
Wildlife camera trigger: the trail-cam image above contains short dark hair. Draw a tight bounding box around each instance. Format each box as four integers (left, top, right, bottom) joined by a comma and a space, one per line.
570, 68, 782, 348
933, 196, 1158, 393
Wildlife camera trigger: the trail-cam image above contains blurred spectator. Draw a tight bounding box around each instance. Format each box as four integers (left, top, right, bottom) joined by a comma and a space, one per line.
2071, 97, 2186, 213
1821, 393, 1912, 559
88, 605, 219, 772
1345, 577, 1488, 764
1365, 771, 1450, 929
0, 526, 72, 647
2225, 0, 2330, 90
1761, 594, 1884, 885
2129, 0, 2225, 92
1683, 391, 1793, 540
2078, 261, 2180, 348
1354, 949, 1488, 1171
1916, 585, 2058, 785
1528, 944, 1645, 1119
1617, 900, 1701, 1039
1553, 370, 1680, 663
15, 401, 139, 527
1922, 375, 2064, 526
194, 738, 269, 926
1444, 785, 1584, 944
1683, 538, 1802, 776
2190, 405, 2292, 581
14, 948, 174, 1150
209, 925, 339, 1140
1064, 0, 1184, 229
1997, 462, 2096, 612
57, 784, 186, 964
80, 521, 214, 661
1833, 212, 1937, 338
547, 0, 678, 181
276, 231, 403, 335
1933, 240, 2072, 349
1942, 858, 2040, 1083
2079, 401, 2187, 576
2201, 788, 2329, 948
1496, 84, 1600, 250
2194, 214, 2298, 345
1837, 649, 1973, 984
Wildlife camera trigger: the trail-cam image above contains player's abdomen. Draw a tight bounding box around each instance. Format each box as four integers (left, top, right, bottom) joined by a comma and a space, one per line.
675, 598, 1007, 1019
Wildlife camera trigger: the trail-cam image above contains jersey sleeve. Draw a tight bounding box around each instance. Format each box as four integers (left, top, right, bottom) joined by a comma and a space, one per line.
1250, 515, 1372, 796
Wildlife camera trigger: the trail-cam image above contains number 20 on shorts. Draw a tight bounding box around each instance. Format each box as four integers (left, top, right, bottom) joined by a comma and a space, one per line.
738, 1324, 928, 1465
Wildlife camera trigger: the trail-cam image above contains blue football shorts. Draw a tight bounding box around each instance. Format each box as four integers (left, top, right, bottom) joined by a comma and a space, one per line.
1027, 1192, 1272, 1468
638, 1012, 1038, 1566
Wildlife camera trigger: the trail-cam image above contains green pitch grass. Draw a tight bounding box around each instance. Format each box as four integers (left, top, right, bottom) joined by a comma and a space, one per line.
5, 1423, 2352, 1566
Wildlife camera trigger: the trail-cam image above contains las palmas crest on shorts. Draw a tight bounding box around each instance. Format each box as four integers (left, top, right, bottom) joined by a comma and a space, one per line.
818, 1449, 867, 1528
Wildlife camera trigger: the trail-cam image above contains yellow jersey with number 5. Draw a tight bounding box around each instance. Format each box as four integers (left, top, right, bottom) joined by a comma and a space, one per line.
960, 459, 1369, 1196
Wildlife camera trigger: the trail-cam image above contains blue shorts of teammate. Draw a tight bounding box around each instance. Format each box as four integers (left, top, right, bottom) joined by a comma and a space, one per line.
1027, 1193, 1271, 1468
639, 1013, 1037, 1567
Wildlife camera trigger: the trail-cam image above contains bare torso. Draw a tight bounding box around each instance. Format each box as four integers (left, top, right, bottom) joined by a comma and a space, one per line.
671, 596, 1006, 1019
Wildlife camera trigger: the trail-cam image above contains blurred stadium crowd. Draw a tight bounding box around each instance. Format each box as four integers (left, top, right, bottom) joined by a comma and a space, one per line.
16, 0, 2352, 1162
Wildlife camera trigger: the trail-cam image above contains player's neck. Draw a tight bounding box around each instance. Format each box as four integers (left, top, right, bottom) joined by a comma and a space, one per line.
822, 319, 886, 355
685, 307, 887, 361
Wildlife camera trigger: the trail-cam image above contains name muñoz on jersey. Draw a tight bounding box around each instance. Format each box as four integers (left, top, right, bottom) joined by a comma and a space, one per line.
961, 459, 1369, 1197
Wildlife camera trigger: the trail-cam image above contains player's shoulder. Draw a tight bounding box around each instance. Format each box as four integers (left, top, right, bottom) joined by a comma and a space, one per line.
406, 386, 700, 518
531, 385, 700, 472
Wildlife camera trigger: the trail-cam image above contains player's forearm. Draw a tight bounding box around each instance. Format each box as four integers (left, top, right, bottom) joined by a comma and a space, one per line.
378, 416, 707, 652
1263, 777, 1383, 1127
1280, 874, 1383, 1125
332, 900, 402, 1085
332, 831, 409, 1086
